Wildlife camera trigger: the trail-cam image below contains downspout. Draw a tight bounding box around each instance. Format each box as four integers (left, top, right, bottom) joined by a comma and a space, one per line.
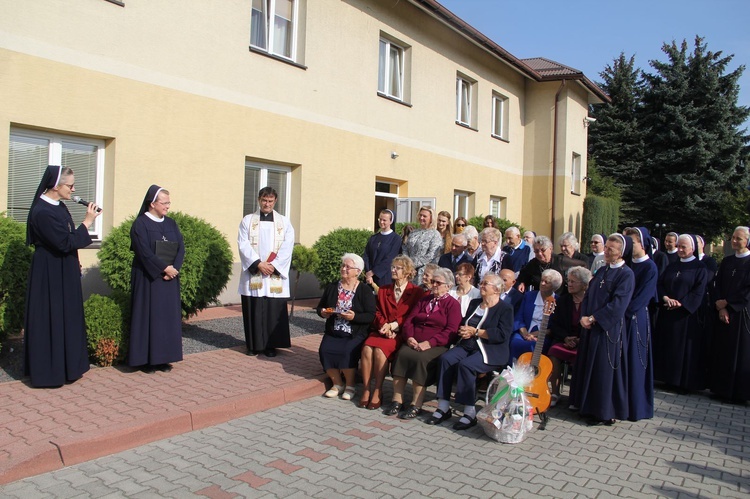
550, 79, 566, 240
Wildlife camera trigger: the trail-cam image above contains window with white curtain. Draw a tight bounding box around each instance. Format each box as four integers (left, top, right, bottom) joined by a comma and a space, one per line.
8, 128, 104, 239
492, 92, 509, 140
378, 37, 404, 100
571, 152, 582, 195
250, 0, 297, 60
244, 161, 291, 216
456, 77, 471, 125
490, 196, 506, 219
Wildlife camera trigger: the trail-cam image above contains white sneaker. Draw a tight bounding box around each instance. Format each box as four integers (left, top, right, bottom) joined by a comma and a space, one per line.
341, 386, 356, 400
324, 385, 344, 398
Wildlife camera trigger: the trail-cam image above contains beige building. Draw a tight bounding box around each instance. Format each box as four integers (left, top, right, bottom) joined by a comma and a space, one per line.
0, 0, 607, 301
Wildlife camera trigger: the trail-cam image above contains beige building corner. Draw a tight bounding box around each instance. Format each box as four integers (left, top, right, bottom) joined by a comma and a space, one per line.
0, 0, 607, 302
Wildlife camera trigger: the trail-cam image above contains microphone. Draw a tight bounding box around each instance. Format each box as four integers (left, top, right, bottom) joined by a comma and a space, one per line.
72, 196, 102, 213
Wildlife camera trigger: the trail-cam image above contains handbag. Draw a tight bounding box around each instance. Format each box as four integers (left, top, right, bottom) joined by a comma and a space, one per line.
155, 240, 179, 266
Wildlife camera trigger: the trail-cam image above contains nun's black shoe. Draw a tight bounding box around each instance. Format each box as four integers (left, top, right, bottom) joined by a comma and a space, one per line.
246, 349, 259, 356
452, 416, 477, 430
155, 364, 173, 372
263, 348, 277, 358
425, 408, 452, 425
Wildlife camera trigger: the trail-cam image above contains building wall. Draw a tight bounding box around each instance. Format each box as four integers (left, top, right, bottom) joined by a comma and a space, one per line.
0, 0, 594, 301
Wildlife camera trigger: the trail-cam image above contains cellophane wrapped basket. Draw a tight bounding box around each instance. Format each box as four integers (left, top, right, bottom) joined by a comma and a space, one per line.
477, 364, 535, 443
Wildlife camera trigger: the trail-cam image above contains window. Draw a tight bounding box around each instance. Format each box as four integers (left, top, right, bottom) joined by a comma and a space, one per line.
378, 38, 404, 100
491, 92, 509, 141
250, 0, 298, 60
454, 190, 472, 219
244, 161, 291, 216
571, 152, 582, 195
456, 73, 477, 128
395, 197, 435, 224
490, 196, 506, 219
8, 128, 104, 239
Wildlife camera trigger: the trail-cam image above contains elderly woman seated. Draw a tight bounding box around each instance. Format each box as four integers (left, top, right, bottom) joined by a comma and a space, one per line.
448, 262, 480, 316
384, 267, 462, 419
317, 253, 376, 400
547, 266, 592, 406
510, 268, 563, 361
427, 273, 513, 430
359, 256, 423, 410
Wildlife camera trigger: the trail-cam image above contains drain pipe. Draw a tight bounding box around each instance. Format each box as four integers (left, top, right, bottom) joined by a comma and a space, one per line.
550, 79, 566, 240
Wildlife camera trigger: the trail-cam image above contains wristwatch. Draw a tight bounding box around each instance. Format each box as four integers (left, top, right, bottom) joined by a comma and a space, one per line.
588, 315, 596, 324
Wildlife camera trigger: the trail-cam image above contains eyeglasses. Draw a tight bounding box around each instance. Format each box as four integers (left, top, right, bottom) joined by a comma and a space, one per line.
341, 265, 358, 271
431, 280, 446, 286
62, 183, 75, 189
155, 201, 171, 206
390, 265, 404, 271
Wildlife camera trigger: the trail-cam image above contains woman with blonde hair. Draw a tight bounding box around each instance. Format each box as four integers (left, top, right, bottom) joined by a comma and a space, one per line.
403, 206, 443, 285
359, 256, 422, 409
436, 210, 453, 254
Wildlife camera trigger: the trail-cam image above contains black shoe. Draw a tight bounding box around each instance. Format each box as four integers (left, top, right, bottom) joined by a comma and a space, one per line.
155, 364, 173, 372
452, 416, 477, 430
140, 365, 155, 373
263, 348, 277, 358
383, 402, 403, 416
425, 408, 452, 425
246, 349, 259, 356
398, 405, 423, 420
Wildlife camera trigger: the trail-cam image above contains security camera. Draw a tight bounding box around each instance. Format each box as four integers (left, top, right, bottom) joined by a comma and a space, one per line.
584, 117, 597, 123
391, 151, 399, 159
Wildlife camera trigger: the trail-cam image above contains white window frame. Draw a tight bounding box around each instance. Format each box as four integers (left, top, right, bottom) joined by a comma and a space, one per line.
378, 38, 405, 100
571, 152, 582, 195
456, 76, 472, 126
491, 92, 509, 141
8, 128, 105, 240
489, 196, 507, 219
454, 191, 471, 219
395, 197, 435, 224
250, 0, 299, 61
244, 161, 292, 216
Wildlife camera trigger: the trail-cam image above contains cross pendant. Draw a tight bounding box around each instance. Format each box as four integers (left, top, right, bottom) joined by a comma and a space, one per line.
599, 279, 605, 289
675, 271, 681, 278
732, 269, 737, 277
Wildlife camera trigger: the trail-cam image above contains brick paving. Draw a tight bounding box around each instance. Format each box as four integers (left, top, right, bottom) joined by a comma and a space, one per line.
1, 301, 749, 496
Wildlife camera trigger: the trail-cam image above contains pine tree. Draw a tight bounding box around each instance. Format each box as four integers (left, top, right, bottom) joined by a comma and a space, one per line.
588, 53, 645, 225
636, 37, 750, 240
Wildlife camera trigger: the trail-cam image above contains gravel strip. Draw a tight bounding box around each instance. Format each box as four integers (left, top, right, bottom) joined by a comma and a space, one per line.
0, 309, 324, 384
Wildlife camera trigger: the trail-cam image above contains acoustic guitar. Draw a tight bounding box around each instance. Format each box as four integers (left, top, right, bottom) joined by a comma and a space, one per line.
517, 295, 556, 416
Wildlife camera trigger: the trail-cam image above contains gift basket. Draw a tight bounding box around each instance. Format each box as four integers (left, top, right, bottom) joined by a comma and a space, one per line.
477, 364, 535, 443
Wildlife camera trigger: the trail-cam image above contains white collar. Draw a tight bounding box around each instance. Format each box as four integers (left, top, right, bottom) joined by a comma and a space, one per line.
667, 249, 678, 254
380, 229, 393, 235
609, 260, 626, 268
736, 250, 750, 258
594, 251, 604, 256
145, 212, 164, 222
680, 255, 696, 262
632, 255, 649, 263
40, 194, 59, 206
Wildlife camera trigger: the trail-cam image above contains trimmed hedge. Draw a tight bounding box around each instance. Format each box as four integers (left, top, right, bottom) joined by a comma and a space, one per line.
84, 293, 127, 366
312, 228, 372, 287
98, 212, 233, 318
582, 195, 620, 245
0, 214, 33, 345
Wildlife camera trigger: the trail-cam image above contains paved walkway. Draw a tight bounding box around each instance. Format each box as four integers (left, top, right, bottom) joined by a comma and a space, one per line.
2, 383, 749, 497
1, 301, 749, 496
0, 301, 326, 485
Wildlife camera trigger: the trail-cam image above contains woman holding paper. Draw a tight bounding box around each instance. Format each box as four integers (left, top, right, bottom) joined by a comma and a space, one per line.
128, 184, 185, 372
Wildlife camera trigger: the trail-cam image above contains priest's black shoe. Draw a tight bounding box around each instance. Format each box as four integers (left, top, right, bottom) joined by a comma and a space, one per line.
155, 364, 173, 372
452, 416, 477, 430
263, 348, 277, 358
246, 349, 259, 356
425, 408, 452, 425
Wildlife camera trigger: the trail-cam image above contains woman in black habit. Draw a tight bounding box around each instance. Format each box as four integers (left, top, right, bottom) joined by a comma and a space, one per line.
128, 185, 185, 372
25, 165, 101, 388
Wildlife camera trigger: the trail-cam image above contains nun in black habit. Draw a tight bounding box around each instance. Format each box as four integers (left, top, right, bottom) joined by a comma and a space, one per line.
709, 226, 750, 403
128, 185, 185, 371
24, 165, 101, 388
569, 233, 635, 425
653, 234, 708, 391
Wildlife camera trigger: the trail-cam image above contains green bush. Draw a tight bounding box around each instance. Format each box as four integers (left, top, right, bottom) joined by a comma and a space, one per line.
84, 294, 126, 366
98, 211, 233, 318
467, 215, 524, 238
0, 214, 33, 343
312, 228, 372, 287
582, 195, 620, 245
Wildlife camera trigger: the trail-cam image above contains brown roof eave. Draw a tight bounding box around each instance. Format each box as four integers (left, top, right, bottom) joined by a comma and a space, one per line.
409, 0, 611, 104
